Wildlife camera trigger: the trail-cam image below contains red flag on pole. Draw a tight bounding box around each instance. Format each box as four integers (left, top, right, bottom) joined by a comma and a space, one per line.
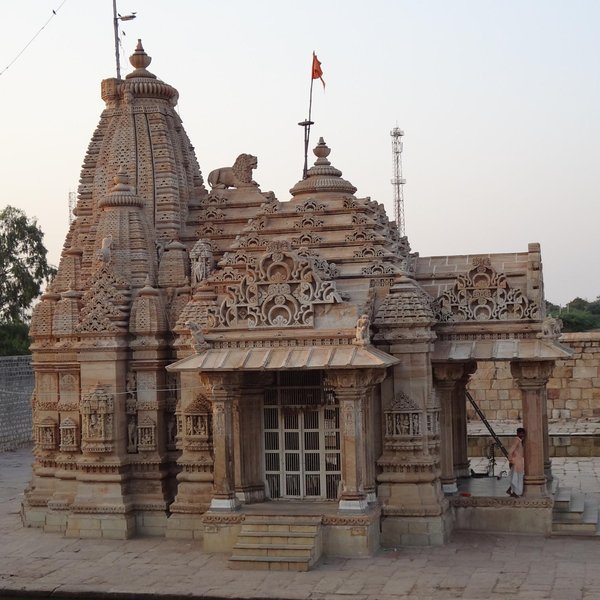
312, 52, 325, 89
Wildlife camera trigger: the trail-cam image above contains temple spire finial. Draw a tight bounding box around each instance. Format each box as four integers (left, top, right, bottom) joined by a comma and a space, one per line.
126, 39, 156, 79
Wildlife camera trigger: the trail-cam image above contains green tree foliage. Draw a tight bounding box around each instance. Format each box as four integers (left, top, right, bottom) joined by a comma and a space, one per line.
0, 206, 56, 323
0, 321, 30, 355
546, 297, 600, 332
0, 206, 56, 355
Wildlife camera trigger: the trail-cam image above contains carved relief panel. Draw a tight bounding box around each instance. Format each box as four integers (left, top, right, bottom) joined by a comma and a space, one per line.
35, 417, 58, 451
59, 417, 79, 452
177, 394, 212, 452
80, 385, 114, 453
384, 392, 423, 452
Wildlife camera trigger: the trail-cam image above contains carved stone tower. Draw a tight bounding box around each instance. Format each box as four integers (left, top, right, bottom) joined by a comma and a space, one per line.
25, 41, 208, 537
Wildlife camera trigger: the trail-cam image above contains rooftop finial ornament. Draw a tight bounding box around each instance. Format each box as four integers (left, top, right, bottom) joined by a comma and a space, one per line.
126, 40, 156, 79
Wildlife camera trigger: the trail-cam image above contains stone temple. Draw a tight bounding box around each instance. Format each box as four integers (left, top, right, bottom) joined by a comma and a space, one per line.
24, 42, 571, 568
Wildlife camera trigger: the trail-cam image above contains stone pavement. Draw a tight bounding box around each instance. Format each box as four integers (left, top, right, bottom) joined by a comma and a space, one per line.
2, 447, 600, 600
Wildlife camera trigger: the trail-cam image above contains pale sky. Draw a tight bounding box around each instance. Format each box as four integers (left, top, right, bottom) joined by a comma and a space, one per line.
1, 0, 598, 305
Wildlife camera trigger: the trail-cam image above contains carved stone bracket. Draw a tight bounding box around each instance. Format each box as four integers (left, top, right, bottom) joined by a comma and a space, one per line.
510, 361, 554, 389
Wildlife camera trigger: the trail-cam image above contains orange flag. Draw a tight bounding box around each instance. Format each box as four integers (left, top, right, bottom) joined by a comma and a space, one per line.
312, 52, 325, 89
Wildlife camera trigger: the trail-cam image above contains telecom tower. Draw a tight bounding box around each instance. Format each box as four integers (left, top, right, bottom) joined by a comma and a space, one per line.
390, 127, 406, 237
68, 191, 76, 225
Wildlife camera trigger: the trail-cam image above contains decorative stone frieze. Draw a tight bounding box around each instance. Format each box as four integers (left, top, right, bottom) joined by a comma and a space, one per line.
433, 256, 540, 322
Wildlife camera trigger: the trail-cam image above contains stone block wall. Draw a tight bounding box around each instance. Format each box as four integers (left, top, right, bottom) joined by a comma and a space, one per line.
0, 356, 34, 450
468, 332, 600, 420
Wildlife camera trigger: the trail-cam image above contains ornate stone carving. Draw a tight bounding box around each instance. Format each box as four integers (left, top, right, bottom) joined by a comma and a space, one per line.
96, 235, 113, 264
36, 417, 58, 450
292, 232, 323, 246
353, 246, 385, 258
207, 153, 258, 189
433, 257, 540, 322
178, 394, 212, 451
137, 416, 157, 451
296, 198, 325, 212
80, 385, 114, 453
125, 371, 137, 414
538, 316, 562, 339
345, 229, 375, 242
190, 239, 214, 285
186, 321, 210, 352
196, 223, 224, 236
76, 265, 131, 333
294, 216, 323, 229
59, 417, 79, 452
127, 415, 138, 453
211, 241, 342, 329
353, 314, 371, 346
362, 261, 396, 276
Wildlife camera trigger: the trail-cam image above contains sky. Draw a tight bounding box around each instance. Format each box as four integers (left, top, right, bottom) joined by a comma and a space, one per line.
1, 0, 598, 305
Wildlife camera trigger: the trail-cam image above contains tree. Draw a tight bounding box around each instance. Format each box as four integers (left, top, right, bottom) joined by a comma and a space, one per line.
546, 297, 600, 332
0, 206, 56, 323
0, 321, 30, 356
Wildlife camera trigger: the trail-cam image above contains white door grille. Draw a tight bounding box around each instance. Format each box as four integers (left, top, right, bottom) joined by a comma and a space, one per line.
263, 372, 340, 500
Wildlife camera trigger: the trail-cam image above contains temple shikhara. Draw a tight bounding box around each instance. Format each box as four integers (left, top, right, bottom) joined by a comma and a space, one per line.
23, 42, 572, 569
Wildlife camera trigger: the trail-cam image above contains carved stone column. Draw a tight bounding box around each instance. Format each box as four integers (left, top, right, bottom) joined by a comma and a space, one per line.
541, 389, 552, 481
433, 363, 469, 494
325, 368, 386, 511
234, 373, 273, 503
200, 372, 242, 510
453, 363, 477, 479
510, 361, 554, 497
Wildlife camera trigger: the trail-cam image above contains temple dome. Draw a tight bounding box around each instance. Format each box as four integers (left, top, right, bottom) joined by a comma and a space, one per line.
290, 138, 357, 196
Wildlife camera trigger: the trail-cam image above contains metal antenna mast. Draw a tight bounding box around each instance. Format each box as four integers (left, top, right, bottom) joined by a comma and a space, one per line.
390, 127, 406, 237
112, 0, 137, 79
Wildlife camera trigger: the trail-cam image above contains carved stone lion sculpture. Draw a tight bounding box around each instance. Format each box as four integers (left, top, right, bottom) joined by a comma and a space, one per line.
207, 154, 258, 189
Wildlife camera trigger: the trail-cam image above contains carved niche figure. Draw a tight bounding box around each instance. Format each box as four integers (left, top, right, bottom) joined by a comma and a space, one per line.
96, 235, 113, 264
127, 415, 138, 453
207, 153, 258, 189
354, 314, 371, 346
190, 239, 214, 285
538, 316, 563, 339
186, 321, 211, 353
80, 385, 114, 453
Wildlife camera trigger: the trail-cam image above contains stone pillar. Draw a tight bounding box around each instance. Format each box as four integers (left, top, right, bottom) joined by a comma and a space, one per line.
325, 369, 385, 512
234, 373, 272, 503
541, 389, 552, 482
433, 363, 469, 494
200, 372, 241, 510
510, 361, 554, 497
452, 364, 476, 479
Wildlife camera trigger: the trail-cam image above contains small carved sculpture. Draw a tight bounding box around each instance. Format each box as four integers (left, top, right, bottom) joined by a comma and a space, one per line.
538, 316, 563, 339
186, 320, 210, 352
190, 239, 214, 285
127, 415, 137, 452
207, 153, 258, 189
97, 235, 113, 264
354, 313, 371, 346
155, 239, 167, 262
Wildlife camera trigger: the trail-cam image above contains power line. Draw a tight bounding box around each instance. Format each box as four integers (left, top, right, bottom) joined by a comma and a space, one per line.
0, 0, 68, 78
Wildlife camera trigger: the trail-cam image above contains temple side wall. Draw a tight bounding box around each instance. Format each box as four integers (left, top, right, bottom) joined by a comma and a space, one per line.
0, 356, 34, 450
467, 332, 600, 421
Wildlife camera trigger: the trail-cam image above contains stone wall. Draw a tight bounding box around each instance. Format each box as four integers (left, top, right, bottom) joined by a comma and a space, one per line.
0, 356, 34, 450
468, 332, 600, 420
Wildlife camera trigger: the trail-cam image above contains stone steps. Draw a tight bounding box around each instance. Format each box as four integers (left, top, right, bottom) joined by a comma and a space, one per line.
229, 515, 322, 571
551, 487, 600, 536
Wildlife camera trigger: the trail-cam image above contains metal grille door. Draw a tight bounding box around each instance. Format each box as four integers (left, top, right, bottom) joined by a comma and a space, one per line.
263, 372, 341, 500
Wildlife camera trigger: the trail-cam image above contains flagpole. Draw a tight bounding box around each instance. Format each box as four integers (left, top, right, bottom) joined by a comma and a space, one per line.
299, 54, 316, 179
